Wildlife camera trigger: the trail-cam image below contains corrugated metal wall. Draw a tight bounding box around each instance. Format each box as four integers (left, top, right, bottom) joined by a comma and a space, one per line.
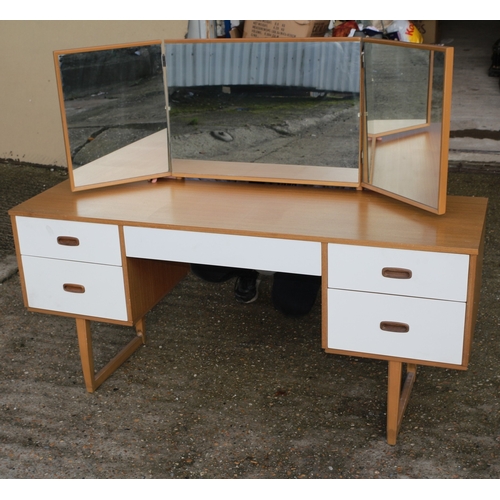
165, 40, 360, 93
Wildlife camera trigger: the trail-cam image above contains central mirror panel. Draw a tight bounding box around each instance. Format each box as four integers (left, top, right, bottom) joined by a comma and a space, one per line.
165, 39, 361, 186
54, 41, 170, 191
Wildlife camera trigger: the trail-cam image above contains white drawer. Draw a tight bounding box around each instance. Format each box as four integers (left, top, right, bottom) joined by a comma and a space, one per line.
15, 216, 122, 266
327, 289, 466, 365
328, 244, 469, 302
124, 226, 321, 275
21, 256, 128, 321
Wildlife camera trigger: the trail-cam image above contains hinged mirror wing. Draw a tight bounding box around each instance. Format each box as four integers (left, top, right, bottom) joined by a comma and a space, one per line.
361, 40, 454, 214
54, 41, 171, 191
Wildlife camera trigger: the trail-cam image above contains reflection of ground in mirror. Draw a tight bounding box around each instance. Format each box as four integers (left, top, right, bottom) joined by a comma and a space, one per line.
364, 44, 433, 122
63, 74, 168, 167
168, 86, 360, 169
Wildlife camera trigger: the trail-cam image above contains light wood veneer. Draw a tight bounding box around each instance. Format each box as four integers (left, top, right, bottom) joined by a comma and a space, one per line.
9, 179, 487, 444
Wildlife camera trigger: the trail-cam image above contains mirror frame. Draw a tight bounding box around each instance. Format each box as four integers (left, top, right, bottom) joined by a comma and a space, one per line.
54, 40, 171, 192
54, 38, 454, 215
360, 39, 454, 215
165, 37, 362, 188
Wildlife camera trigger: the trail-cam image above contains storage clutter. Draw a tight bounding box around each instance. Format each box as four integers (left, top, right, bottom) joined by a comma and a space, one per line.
204, 21, 434, 44
330, 20, 424, 43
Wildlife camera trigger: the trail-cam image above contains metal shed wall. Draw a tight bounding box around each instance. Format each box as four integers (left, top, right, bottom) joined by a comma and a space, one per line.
165, 40, 360, 93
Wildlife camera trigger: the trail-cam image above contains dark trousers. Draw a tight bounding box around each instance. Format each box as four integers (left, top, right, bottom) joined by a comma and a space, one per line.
191, 264, 321, 316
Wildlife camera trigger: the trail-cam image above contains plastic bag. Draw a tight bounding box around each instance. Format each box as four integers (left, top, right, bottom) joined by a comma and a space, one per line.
386, 21, 423, 43
332, 21, 359, 38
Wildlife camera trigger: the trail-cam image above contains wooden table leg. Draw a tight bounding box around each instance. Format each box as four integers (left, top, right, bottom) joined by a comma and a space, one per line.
76, 318, 96, 393
387, 361, 417, 445
75, 317, 147, 393
134, 317, 146, 344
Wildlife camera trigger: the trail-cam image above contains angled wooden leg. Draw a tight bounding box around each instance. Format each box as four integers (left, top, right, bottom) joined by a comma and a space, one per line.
76, 318, 97, 393
387, 361, 417, 445
75, 317, 147, 393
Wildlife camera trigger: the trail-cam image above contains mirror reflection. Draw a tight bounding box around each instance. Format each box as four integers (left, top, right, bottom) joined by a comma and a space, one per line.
165, 40, 361, 184
53, 38, 452, 214
56, 43, 170, 189
363, 42, 445, 210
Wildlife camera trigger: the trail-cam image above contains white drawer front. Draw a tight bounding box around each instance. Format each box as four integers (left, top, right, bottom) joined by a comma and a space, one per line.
16, 217, 122, 266
327, 289, 466, 365
124, 227, 321, 275
328, 244, 469, 302
21, 256, 128, 321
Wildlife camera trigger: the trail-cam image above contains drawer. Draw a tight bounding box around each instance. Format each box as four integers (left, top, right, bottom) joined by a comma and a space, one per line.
327, 289, 466, 365
124, 226, 321, 275
21, 256, 128, 321
15, 216, 122, 266
328, 243, 469, 302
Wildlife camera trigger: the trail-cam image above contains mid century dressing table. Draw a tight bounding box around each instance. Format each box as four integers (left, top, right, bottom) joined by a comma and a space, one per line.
9, 38, 487, 445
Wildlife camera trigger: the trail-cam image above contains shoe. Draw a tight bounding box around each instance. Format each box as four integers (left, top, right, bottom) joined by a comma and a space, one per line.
234, 271, 260, 304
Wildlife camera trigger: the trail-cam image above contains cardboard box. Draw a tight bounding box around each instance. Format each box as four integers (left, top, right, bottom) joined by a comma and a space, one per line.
411, 21, 439, 44
242, 20, 330, 39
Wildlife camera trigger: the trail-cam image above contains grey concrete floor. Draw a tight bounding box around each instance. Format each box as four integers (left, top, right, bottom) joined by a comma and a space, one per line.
1, 166, 500, 481
444, 20, 500, 163
1, 21, 500, 483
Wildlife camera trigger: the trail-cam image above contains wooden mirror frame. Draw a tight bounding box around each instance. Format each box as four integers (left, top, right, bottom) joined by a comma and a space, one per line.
360, 39, 454, 214
165, 37, 362, 188
54, 40, 171, 192
54, 38, 453, 214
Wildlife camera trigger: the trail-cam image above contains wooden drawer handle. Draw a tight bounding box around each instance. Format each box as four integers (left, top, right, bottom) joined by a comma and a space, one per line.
380, 321, 409, 333
63, 283, 86, 294
382, 267, 412, 279
57, 236, 80, 247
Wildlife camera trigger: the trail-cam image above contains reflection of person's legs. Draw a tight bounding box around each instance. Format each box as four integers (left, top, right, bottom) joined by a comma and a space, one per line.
191, 264, 260, 304
272, 273, 321, 316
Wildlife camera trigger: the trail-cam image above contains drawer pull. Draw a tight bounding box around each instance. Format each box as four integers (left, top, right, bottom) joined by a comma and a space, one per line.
63, 283, 86, 294
57, 236, 80, 247
382, 267, 412, 279
380, 321, 409, 333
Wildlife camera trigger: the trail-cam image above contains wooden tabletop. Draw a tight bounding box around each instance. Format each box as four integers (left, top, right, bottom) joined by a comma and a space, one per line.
9, 179, 487, 255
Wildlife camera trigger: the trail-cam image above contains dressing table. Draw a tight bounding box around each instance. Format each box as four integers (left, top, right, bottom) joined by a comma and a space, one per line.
8, 36, 488, 444
9, 178, 487, 445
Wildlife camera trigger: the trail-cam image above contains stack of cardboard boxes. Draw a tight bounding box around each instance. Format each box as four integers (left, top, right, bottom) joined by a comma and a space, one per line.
242, 20, 330, 38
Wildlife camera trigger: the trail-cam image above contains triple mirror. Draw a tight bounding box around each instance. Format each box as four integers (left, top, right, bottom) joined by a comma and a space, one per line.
54, 38, 453, 214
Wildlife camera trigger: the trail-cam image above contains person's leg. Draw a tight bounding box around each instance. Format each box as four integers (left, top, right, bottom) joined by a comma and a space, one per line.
191, 264, 260, 303
272, 273, 321, 316
191, 264, 239, 282
234, 270, 260, 304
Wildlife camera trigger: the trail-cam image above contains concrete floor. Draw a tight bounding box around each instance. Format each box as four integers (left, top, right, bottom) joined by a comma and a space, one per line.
1, 21, 499, 483
3, 165, 500, 481
443, 20, 500, 163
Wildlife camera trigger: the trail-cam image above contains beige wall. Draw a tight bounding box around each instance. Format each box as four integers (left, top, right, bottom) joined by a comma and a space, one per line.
0, 20, 188, 167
